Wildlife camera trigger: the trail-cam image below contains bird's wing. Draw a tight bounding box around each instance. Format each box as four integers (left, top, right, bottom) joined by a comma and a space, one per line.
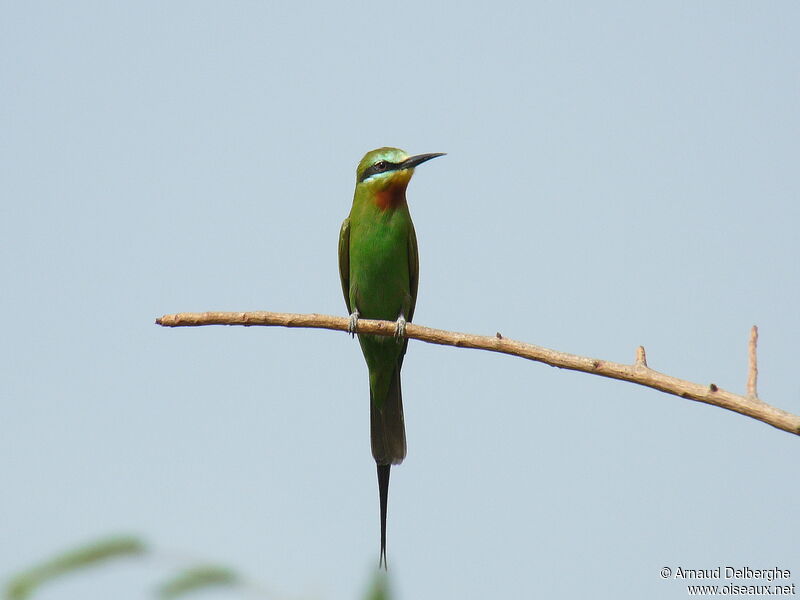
406, 224, 419, 323
338, 217, 352, 314
397, 224, 419, 366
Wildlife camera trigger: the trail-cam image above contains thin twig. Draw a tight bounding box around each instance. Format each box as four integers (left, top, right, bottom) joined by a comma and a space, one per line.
156, 311, 800, 437
747, 325, 759, 400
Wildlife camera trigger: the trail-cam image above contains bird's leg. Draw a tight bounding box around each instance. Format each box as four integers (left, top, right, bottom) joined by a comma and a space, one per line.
394, 315, 407, 341
348, 310, 360, 337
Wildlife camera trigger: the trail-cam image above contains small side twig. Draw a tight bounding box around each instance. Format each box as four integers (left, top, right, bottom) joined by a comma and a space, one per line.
635, 346, 648, 368
747, 325, 759, 400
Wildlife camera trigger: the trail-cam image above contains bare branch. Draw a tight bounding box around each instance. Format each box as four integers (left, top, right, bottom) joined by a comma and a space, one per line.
156, 311, 800, 437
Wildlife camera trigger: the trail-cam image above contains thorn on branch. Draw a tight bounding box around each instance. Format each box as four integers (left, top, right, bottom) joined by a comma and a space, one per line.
709, 383, 718, 392
496, 332, 503, 339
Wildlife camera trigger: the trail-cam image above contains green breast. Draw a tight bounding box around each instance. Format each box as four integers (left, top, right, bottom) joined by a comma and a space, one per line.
348, 204, 413, 322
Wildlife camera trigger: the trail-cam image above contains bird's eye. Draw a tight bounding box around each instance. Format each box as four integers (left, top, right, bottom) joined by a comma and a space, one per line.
374, 161, 387, 171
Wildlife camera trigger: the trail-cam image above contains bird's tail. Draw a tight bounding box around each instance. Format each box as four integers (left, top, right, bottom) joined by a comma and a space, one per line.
369, 366, 406, 465
370, 366, 405, 569
377, 464, 390, 570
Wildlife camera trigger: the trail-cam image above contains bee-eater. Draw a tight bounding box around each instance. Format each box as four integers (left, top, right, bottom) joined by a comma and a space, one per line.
338, 147, 444, 568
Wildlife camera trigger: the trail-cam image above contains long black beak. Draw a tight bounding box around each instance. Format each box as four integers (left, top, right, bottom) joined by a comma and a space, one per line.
400, 152, 446, 169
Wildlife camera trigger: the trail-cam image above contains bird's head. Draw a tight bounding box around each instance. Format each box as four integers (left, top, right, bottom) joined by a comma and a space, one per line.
355, 147, 445, 195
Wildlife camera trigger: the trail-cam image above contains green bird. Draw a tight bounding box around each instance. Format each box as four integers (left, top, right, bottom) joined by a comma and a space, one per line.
338, 147, 444, 568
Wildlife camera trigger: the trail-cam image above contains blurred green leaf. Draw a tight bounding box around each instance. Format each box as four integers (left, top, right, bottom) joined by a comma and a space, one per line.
158, 565, 238, 599
5, 535, 145, 599
365, 570, 391, 600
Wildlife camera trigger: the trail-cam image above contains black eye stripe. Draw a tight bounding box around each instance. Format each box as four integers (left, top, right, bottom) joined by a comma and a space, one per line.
359, 160, 403, 182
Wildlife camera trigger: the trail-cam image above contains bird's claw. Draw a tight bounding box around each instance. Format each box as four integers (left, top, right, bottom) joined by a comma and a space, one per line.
394, 316, 406, 341
348, 311, 360, 337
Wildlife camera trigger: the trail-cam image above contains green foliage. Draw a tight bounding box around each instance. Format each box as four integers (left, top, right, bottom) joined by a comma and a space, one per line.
366, 570, 392, 600
5, 534, 391, 599
5, 535, 145, 599
158, 566, 238, 599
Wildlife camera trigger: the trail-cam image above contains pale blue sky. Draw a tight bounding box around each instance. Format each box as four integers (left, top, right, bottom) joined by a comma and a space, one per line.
2, 2, 798, 599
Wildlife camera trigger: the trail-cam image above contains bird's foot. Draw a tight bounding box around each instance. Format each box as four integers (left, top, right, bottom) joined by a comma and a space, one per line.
394, 316, 406, 341
348, 311, 360, 337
